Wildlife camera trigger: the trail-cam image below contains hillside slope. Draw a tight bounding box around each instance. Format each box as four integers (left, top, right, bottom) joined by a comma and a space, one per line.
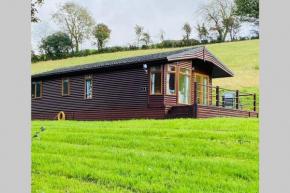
32, 118, 259, 193
31, 40, 259, 90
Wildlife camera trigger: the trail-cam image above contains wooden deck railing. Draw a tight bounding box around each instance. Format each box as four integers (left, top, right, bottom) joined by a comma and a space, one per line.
195, 82, 257, 112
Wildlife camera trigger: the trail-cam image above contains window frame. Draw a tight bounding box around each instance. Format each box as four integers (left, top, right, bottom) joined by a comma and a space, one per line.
177, 66, 191, 104
166, 64, 177, 96
195, 72, 210, 105
149, 65, 163, 95
31, 81, 42, 99
84, 74, 93, 100
61, 77, 70, 97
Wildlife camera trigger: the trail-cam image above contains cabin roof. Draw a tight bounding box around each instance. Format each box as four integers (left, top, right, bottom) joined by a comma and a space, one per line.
32, 46, 234, 78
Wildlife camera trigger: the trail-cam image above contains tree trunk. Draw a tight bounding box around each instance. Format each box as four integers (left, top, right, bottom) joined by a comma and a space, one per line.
75, 41, 79, 53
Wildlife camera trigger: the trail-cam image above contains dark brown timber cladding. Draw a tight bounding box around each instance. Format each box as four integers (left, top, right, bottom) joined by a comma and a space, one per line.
32, 65, 167, 120
197, 105, 257, 118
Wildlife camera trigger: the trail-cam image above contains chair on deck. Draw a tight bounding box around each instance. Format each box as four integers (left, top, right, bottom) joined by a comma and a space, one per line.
222, 93, 235, 108
222, 92, 249, 110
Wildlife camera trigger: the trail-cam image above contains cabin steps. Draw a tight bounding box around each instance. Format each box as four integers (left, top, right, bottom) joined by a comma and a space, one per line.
165, 106, 194, 119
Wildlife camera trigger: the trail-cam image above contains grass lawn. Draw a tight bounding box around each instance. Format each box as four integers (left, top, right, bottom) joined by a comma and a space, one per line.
32, 118, 259, 193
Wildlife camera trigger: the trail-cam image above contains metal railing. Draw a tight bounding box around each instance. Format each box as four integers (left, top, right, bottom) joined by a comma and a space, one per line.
194, 82, 257, 112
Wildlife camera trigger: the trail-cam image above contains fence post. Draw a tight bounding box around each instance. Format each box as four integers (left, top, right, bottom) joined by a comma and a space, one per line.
216, 86, 219, 107
194, 82, 197, 104
253, 93, 257, 111
236, 90, 239, 109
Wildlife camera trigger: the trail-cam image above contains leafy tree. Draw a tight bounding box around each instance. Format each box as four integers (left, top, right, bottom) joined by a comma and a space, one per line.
235, 0, 259, 25
31, 0, 44, 23
39, 32, 72, 59
182, 23, 192, 43
92, 23, 111, 50
134, 25, 144, 47
52, 1, 95, 52
141, 32, 151, 46
197, 0, 239, 42
196, 23, 209, 42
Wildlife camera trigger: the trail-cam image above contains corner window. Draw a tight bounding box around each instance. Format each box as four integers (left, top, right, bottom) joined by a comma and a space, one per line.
166, 65, 176, 95
84, 74, 93, 99
31, 81, 42, 99
150, 66, 162, 95
62, 78, 70, 96
178, 67, 191, 104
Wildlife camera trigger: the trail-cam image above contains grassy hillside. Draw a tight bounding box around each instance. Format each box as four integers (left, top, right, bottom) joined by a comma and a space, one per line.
32, 118, 259, 193
31, 40, 259, 89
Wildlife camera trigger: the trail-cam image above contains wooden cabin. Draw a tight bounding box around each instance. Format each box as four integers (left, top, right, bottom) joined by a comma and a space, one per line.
31, 46, 258, 120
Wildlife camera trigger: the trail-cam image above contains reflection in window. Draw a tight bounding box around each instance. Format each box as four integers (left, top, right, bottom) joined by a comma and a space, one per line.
31, 81, 42, 99
85, 74, 93, 99
150, 66, 162, 94
178, 68, 191, 104
167, 65, 176, 94
62, 78, 70, 96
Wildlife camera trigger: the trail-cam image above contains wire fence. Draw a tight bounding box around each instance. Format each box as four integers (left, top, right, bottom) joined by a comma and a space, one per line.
195, 83, 257, 112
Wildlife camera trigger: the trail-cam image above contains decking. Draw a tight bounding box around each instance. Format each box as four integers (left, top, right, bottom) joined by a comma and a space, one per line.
166, 82, 258, 119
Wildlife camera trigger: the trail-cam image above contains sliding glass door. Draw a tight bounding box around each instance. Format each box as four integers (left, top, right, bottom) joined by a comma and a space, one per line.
195, 73, 209, 105
178, 68, 191, 104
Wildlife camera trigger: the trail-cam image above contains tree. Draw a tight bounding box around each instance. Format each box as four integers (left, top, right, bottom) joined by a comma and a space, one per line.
229, 17, 241, 41
31, 22, 53, 53
31, 0, 44, 23
196, 23, 209, 42
134, 25, 144, 47
141, 32, 151, 46
197, 0, 239, 42
182, 23, 192, 42
52, 1, 95, 52
39, 32, 72, 59
92, 23, 111, 50
159, 29, 165, 43
235, 0, 259, 25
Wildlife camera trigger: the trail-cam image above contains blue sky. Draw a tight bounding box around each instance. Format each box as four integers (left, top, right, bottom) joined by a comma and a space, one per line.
31, 0, 253, 52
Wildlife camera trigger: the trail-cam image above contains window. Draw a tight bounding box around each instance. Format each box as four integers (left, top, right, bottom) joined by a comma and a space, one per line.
84, 74, 93, 99
195, 73, 209, 105
62, 78, 70, 96
150, 66, 162, 95
166, 65, 176, 95
31, 81, 42, 99
178, 67, 191, 104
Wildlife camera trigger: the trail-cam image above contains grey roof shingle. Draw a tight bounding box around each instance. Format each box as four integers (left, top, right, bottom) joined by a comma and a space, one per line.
32, 46, 232, 78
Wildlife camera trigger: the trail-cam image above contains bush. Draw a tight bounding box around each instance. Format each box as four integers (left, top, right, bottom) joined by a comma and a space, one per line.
239, 36, 248, 41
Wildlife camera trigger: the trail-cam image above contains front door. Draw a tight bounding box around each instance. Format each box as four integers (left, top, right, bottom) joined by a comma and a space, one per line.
195, 73, 209, 105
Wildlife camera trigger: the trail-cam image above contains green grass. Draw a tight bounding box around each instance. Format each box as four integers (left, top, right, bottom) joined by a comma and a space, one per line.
32, 118, 259, 193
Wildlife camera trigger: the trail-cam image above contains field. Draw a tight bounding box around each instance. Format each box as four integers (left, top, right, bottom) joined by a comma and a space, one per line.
32, 118, 259, 193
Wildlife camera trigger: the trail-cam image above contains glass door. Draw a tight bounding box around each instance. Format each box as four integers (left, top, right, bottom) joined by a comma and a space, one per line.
195, 73, 209, 105
178, 68, 191, 104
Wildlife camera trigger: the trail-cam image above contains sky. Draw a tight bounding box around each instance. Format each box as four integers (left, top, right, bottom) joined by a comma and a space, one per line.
31, 0, 253, 53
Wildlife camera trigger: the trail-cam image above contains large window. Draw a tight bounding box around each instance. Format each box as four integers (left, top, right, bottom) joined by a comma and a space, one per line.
195, 73, 209, 105
84, 74, 93, 99
166, 65, 176, 95
31, 81, 42, 99
178, 68, 191, 104
62, 78, 70, 96
150, 66, 162, 95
